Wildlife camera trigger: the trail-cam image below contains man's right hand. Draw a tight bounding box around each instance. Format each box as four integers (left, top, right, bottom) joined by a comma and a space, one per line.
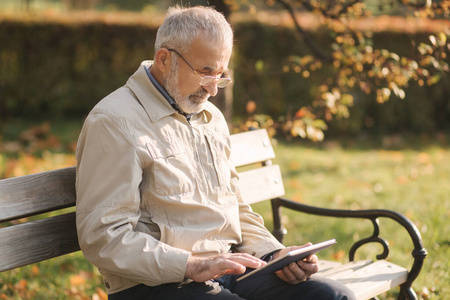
185, 253, 266, 282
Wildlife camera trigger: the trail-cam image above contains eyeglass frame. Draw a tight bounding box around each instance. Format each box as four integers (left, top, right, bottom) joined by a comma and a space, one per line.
167, 49, 232, 88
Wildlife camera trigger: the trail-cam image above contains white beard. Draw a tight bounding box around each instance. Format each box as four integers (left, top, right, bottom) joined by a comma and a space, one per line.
164, 59, 210, 114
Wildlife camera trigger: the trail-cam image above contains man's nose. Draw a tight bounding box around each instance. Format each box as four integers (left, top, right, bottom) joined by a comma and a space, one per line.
203, 81, 218, 97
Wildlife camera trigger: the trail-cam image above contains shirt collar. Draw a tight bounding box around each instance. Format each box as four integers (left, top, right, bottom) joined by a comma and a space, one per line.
144, 64, 195, 120
126, 61, 213, 123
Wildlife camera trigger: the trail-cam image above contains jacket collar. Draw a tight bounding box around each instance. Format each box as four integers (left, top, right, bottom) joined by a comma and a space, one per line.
126, 61, 213, 123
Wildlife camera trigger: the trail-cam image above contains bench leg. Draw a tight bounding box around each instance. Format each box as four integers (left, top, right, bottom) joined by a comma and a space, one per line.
271, 199, 287, 243
399, 285, 418, 300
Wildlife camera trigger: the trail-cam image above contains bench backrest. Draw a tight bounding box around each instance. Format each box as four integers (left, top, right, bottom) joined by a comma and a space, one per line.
0, 167, 79, 272
230, 129, 285, 204
0, 129, 284, 272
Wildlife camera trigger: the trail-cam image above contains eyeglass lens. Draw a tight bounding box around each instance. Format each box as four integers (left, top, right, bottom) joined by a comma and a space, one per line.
168, 49, 231, 88
200, 74, 231, 88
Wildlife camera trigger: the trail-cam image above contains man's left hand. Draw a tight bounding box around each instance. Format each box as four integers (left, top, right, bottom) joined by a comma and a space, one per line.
273, 243, 319, 284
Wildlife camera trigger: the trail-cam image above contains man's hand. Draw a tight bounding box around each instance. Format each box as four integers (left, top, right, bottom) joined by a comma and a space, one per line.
274, 243, 319, 284
185, 253, 266, 283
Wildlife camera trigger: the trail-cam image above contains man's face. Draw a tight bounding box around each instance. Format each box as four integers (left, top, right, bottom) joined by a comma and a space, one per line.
164, 36, 232, 114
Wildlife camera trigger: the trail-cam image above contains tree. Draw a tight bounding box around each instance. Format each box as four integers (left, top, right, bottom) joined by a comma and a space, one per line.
226, 0, 450, 140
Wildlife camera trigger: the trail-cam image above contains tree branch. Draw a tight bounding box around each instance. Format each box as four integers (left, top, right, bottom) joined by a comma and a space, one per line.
275, 0, 333, 62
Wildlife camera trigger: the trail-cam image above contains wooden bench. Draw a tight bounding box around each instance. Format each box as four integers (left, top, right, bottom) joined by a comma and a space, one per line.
0, 129, 427, 299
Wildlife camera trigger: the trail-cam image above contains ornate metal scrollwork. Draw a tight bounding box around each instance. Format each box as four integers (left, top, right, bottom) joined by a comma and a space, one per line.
349, 218, 390, 261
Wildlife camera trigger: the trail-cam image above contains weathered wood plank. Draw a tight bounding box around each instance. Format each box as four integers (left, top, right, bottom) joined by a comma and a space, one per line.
317, 260, 374, 277
0, 167, 76, 222
317, 260, 408, 300
238, 165, 285, 204
316, 260, 342, 273
343, 261, 407, 300
230, 129, 275, 168
0, 212, 80, 272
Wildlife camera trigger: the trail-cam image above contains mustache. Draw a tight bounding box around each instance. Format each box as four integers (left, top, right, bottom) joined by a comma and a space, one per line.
192, 89, 209, 99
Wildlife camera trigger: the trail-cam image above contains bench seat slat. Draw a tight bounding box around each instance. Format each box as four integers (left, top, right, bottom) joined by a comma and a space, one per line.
0, 167, 76, 223
315, 260, 408, 300
316, 260, 343, 273
317, 259, 374, 277
0, 212, 80, 272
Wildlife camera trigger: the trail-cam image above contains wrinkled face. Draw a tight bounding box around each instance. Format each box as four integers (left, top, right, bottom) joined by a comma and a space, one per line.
164, 36, 232, 114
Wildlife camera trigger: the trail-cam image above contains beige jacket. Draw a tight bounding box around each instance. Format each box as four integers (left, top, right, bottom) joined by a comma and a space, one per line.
75, 61, 284, 294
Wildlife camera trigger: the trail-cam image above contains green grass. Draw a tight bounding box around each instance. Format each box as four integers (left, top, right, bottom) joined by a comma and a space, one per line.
253, 137, 449, 299
1, 122, 448, 299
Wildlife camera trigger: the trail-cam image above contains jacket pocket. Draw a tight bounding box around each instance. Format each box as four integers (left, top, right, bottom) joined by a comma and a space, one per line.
146, 141, 195, 196
204, 133, 231, 187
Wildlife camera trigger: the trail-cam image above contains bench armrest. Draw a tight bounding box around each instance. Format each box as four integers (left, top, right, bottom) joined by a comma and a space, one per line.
270, 197, 428, 299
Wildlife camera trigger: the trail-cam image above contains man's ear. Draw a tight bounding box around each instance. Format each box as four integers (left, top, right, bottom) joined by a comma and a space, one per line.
153, 48, 171, 75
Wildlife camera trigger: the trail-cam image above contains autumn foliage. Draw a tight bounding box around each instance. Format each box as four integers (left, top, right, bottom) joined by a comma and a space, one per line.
231, 0, 449, 140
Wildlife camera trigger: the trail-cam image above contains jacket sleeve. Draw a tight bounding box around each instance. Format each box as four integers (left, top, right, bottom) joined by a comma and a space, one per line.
75, 112, 190, 286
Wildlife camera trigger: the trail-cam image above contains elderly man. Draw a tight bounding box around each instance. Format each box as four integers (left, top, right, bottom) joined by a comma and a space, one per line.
76, 6, 355, 300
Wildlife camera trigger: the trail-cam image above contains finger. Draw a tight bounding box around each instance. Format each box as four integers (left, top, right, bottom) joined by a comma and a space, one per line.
289, 262, 308, 281
304, 254, 318, 263
285, 262, 306, 282
275, 266, 294, 283
274, 243, 313, 259
208, 259, 246, 278
226, 253, 266, 269
276, 263, 305, 284
213, 254, 266, 277
219, 263, 247, 275
296, 260, 319, 276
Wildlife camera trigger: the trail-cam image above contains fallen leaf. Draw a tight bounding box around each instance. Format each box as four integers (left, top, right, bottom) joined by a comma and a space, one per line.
15, 279, 27, 290
32, 264, 39, 276
333, 250, 346, 261
96, 287, 108, 300
416, 152, 430, 164
70, 274, 86, 286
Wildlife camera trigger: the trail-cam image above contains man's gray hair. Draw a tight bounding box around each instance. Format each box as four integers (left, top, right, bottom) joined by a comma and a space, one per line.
155, 6, 233, 53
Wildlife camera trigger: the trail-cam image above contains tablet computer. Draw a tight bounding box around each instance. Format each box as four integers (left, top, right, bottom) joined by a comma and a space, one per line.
237, 239, 337, 281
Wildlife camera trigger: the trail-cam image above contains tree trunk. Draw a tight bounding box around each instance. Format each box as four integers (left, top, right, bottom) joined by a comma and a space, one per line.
208, 0, 233, 126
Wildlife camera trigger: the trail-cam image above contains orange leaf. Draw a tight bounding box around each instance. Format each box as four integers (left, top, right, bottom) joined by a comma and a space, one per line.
70, 274, 86, 286
396, 175, 409, 185
332, 250, 346, 261
416, 152, 430, 164
96, 287, 108, 300
15, 279, 27, 290
32, 264, 40, 276
246, 101, 257, 114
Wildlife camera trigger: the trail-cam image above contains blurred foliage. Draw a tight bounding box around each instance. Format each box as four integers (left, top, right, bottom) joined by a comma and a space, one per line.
0, 9, 449, 140
0, 251, 106, 299
0, 121, 79, 178
232, 20, 450, 140
229, 0, 449, 140
0, 12, 160, 120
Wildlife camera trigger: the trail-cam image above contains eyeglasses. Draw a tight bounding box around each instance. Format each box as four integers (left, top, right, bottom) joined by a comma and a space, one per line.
168, 49, 232, 88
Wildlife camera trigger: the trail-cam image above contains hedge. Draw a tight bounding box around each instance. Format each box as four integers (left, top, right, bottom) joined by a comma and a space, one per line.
1, 12, 449, 135
0, 13, 158, 119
